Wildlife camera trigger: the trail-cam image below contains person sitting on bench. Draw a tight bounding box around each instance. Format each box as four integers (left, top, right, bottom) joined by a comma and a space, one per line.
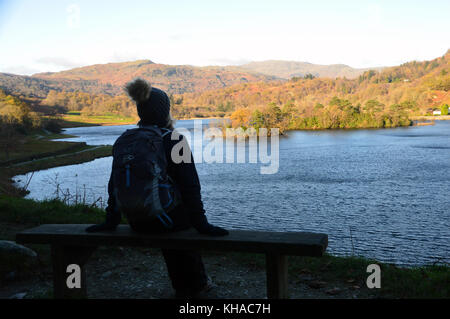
85, 77, 229, 298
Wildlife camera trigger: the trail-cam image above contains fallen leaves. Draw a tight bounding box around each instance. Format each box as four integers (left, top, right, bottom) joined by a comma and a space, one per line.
308, 280, 327, 289
325, 287, 342, 295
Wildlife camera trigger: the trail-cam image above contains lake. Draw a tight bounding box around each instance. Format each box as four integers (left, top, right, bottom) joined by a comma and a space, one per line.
14, 119, 450, 266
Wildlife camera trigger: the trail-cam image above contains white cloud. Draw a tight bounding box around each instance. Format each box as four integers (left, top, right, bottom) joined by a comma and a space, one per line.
35, 57, 80, 69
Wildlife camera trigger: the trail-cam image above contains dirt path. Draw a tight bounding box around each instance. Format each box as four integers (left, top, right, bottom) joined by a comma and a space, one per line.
0, 247, 374, 299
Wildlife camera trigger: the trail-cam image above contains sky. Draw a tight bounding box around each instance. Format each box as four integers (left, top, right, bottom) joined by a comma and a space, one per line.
0, 0, 449, 75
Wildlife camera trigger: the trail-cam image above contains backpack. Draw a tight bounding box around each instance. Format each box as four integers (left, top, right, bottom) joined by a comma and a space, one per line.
111, 125, 180, 228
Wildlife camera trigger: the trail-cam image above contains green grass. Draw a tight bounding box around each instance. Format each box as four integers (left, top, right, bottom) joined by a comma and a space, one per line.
62, 112, 136, 127
9, 145, 112, 176
0, 129, 112, 196
0, 196, 109, 280
0, 195, 105, 226
0, 145, 112, 197
0, 134, 86, 164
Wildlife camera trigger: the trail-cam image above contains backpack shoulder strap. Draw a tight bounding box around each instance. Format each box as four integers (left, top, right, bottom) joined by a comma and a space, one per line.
137, 125, 163, 136
160, 128, 173, 138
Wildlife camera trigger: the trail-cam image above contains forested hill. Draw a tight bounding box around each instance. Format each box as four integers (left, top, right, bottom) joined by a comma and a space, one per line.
31, 60, 280, 94
175, 50, 450, 126
0, 72, 118, 98
0, 60, 279, 98
0, 58, 385, 99
1, 52, 448, 123
231, 60, 384, 79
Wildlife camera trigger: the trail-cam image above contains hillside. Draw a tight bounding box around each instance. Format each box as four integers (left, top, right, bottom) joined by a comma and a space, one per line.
175, 51, 450, 127
231, 60, 384, 79
178, 51, 450, 111
0, 72, 118, 98
0, 59, 384, 100
1, 52, 448, 124
32, 60, 280, 95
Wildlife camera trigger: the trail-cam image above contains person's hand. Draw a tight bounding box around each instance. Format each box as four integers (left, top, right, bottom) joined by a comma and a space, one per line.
195, 223, 229, 236
85, 222, 117, 233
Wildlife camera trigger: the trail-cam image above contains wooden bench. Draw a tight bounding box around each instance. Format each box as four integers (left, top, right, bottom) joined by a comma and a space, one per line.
16, 224, 328, 299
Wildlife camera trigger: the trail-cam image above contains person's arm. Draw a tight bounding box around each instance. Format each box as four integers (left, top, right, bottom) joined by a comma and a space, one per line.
85, 171, 121, 232
165, 133, 228, 236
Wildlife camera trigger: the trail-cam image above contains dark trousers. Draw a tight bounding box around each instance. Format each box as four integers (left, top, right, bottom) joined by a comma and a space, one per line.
129, 211, 208, 294
161, 249, 207, 294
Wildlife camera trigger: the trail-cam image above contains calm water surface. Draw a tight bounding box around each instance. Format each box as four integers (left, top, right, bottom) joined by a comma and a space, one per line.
14, 120, 450, 266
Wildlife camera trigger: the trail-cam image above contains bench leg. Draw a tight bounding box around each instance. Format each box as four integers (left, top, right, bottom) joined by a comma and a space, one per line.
51, 245, 96, 299
265, 253, 288, 299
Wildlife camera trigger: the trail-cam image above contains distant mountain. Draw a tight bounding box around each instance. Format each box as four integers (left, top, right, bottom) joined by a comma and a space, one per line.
178, 50, 450, 116
0, 59, 385, 100
0, 72, 118, 98
231, 60, 384, 79
31, 60, 280, 95
2, 52, 447, 122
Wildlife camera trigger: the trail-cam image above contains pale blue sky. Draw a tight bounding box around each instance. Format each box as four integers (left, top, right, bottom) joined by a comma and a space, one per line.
0, 0, 449, 75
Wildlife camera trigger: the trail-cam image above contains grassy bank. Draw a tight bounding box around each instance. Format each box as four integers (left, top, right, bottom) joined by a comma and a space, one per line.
0, 133, 82, 165
0, 195, 448, 299
59, 112, 225, 128
0, 195, 105, 238
410, 115, 450, 121
0, 131, 111, 196
61, 112, 136, 127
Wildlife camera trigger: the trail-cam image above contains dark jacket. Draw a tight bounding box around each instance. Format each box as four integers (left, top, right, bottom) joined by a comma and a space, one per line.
104, 127, 209, 232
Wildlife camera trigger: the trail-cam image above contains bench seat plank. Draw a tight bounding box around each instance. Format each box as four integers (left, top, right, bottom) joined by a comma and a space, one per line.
16, 224, 328, 299
16, 224, 328, 256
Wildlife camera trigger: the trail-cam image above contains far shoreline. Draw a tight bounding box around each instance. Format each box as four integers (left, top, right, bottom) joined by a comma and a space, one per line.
410, 115, 450, 121
60, 114, 450, 131
60, 116, 227, 129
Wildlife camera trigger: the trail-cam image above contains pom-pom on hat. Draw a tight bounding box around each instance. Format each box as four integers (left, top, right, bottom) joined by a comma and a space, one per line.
125, 78, 171, 127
